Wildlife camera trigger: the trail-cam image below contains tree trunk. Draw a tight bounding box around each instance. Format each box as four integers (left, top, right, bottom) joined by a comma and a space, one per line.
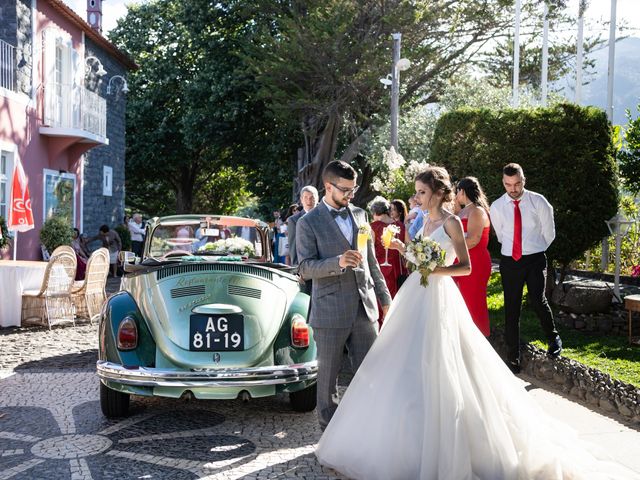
175, 166, 197, 213
295, 113, 341, 195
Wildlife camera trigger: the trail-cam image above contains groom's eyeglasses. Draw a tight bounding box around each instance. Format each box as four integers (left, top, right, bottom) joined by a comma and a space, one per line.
331, 183, 359, 197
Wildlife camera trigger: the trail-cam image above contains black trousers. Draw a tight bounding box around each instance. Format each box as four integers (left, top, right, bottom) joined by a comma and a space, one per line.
131, 240, 143, 257
500, 252, 558, 364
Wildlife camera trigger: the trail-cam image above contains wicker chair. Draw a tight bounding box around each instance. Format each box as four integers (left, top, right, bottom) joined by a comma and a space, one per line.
21, 254, 77, 329
71, 248, 110, 323
51, 245, 77, 258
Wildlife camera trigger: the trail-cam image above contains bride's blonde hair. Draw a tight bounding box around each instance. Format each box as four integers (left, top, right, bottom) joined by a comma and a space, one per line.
415, 167, 454, 205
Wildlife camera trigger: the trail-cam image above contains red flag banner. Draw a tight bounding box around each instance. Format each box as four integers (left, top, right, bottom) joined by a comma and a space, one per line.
8, 158, 34, 232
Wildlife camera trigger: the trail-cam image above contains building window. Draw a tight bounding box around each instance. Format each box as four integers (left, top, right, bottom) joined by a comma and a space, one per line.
0, 150, 14, 220
43, 169, 76, 227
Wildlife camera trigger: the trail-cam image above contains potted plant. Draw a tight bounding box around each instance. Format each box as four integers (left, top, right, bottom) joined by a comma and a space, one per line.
39, 216, 73, 256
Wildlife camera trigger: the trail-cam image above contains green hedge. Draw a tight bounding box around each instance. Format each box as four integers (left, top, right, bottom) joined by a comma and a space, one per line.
430, 103, 618, 267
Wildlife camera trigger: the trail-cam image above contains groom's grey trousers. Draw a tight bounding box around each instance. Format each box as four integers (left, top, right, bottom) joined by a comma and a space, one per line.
313, 301, 378, 430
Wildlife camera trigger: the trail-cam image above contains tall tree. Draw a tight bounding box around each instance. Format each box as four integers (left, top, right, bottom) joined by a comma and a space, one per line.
109, 0, 298, 216
245, 0, 539, 204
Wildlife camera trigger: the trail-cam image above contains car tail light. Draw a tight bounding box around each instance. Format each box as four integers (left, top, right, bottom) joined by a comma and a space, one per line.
117, 317, 138, 350
291, 314, 310, 348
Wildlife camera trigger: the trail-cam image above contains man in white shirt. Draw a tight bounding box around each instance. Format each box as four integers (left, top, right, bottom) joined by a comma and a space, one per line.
287, 185, 319, 267
490, 163, 562, 374
128, 213, 145, 257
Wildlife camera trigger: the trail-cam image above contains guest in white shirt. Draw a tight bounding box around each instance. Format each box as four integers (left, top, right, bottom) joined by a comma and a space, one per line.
128, 213, 146, 258
287, 185, 319, 267
490, 163, 562, 374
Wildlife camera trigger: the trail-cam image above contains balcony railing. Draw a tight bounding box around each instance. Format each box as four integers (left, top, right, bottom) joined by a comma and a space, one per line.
43, 81, 107, 139
0, 39, 16, 91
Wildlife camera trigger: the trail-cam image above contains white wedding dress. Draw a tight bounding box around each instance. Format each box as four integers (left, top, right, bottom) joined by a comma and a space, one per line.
316, 225, 637, 480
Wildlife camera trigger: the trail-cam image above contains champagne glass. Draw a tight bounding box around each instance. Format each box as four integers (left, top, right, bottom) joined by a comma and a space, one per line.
380, 226, 393, 266
353, 230, 369, 272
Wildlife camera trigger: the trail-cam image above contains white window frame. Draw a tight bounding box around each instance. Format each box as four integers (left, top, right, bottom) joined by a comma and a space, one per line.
43, 28, 76, 128
103, 165, 112, 196
0, 143, 17, 226
43, 168, 76, 227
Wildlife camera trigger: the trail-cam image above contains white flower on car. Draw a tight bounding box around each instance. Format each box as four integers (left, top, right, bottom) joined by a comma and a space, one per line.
202, 237, 255, 257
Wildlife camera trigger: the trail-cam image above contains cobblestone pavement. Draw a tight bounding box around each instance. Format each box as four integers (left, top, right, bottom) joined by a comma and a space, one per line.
0, 278, 347, 479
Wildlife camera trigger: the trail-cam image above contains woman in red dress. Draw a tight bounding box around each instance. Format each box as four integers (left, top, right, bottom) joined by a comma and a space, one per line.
453, 177, 492, 336
369, 198, 406, 330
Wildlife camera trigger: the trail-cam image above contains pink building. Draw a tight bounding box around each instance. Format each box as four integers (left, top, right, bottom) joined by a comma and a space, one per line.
0, 0, 136, 260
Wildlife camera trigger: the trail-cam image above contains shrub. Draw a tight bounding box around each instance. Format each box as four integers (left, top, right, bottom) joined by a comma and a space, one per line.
39, 216, 73, 254
619, 104, 640, 195
430, 103, 619, 269
114, 224, 132, 251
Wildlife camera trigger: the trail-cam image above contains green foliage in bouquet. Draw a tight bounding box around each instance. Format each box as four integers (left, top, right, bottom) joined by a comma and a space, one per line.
39, 216, 73, 254
431, 103, 618, 269
0, 217, 9, 250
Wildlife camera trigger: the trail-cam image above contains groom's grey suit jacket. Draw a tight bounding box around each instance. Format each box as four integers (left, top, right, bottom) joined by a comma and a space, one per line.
296, 202, 391, 329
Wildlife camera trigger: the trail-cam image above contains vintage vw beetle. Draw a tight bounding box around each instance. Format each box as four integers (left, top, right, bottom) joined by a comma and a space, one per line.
97, 215, 316, 418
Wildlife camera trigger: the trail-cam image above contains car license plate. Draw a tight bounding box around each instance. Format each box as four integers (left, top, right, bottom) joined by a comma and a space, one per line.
189, 313, 244, 351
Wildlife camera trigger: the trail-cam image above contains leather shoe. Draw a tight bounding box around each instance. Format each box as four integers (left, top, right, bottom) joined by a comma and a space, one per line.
548, 335, 562, 357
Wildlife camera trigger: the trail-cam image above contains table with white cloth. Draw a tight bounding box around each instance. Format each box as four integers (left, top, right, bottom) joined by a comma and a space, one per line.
0, 260, 48, 327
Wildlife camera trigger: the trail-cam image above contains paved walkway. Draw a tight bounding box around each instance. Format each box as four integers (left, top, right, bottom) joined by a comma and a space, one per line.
0, 276, 638, 478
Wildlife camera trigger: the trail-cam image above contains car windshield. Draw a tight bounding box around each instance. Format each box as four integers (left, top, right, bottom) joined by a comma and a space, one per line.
148, 221, 263, 259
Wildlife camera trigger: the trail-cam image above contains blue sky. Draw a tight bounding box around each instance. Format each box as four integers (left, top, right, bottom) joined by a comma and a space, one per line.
64, 0, 640, 37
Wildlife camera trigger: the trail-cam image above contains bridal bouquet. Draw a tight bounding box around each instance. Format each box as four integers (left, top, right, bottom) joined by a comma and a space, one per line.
404, 236, 446, 287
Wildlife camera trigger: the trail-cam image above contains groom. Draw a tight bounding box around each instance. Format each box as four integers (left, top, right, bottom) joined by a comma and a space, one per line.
296, 160, 391, 430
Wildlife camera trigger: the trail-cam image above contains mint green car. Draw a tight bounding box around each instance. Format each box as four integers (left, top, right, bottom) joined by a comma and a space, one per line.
97, 215, 316, 418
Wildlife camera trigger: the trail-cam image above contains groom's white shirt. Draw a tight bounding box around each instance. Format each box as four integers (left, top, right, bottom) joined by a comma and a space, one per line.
322, 198, 353, 244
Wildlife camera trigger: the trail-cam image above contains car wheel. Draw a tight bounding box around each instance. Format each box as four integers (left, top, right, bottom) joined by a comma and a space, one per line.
289, 383, 317, 412
100, 381, 130, 418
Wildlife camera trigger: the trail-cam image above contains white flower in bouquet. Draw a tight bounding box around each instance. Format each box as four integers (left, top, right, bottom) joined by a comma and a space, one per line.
405, 236, 446, 287
202, 237, 255, 257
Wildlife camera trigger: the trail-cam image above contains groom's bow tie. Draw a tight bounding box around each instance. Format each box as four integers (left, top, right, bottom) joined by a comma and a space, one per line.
330, 208, 349, 220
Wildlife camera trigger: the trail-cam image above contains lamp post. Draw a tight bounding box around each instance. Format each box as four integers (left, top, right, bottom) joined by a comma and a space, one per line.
605, 213, 634, 301
387, 33, 410, 152
512, 0, 521, 107
541, 1, 549, 106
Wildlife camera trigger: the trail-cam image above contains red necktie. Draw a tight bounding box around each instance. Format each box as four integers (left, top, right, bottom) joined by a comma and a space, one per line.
512, 200, 522, 261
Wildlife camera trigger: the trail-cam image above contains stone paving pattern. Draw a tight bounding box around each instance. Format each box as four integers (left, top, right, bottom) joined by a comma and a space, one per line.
0, 279, 347, 479
0, 320, 347, 479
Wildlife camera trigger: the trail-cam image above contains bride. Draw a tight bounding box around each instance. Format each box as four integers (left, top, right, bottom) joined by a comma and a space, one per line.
315, 166, 636, 480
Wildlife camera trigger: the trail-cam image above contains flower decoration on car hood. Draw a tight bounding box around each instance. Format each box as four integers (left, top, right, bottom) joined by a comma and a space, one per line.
200, 237, 255, 257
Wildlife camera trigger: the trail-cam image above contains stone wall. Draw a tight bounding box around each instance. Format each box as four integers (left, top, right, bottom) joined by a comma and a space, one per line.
0, 0, 18, 49
82, 38, 128, 239
555, 306, 629, 336
15, 0, 31, 95
0, 0, 32, 95
490, 332, 640, 423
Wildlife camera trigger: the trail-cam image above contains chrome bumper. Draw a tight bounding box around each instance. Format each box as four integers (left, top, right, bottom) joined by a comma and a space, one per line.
96, 360, 318, 388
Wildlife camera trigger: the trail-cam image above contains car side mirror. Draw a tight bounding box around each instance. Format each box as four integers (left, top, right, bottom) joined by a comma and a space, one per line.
119, 251, 137, 272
